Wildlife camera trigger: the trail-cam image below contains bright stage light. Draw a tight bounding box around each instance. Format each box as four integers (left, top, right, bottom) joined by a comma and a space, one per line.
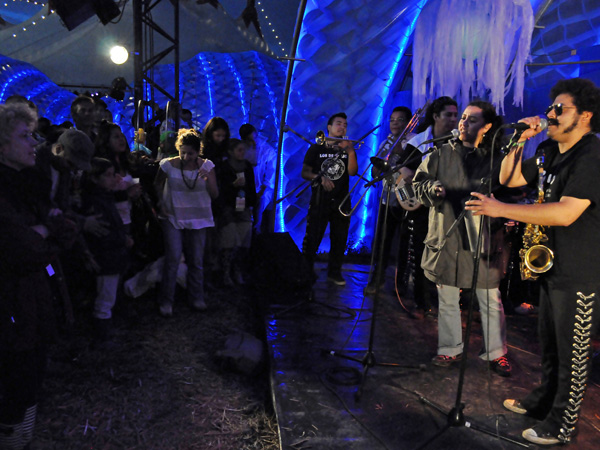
110, 46, 128, 65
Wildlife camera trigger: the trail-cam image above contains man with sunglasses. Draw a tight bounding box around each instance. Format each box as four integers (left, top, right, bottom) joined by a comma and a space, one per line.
466, 78, 600, 446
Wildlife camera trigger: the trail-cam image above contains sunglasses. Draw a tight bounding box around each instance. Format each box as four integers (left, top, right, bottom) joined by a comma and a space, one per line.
545, 103, 577, 117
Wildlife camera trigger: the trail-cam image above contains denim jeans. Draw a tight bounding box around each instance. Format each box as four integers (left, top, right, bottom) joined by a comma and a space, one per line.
160, 219, 207, 306
93, 274, 120, 319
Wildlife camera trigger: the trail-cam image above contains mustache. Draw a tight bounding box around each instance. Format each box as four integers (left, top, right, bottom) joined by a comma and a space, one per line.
548, 118, 559, 126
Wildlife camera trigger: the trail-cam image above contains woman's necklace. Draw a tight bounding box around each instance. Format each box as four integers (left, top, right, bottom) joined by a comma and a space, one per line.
180, 158, 200, 190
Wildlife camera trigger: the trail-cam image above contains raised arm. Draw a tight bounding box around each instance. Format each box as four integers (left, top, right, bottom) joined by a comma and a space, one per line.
499, 116, 546, 187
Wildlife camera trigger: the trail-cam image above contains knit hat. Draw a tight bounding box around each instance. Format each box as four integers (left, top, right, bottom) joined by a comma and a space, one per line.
57, 129, 94, 171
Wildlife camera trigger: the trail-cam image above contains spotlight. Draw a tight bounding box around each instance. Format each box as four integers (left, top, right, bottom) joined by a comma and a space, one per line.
108, 77, 128, 101
110, 46, 128, 65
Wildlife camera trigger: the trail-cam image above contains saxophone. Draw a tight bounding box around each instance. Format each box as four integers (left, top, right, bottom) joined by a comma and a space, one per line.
519, 155, 554, 281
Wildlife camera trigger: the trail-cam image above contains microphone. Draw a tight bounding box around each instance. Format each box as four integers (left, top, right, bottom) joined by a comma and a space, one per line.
419, 129, 459, 146
503, 118, 548, 131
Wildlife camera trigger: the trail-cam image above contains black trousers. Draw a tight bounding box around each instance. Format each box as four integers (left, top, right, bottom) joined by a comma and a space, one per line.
0, 348, 46, 423
302, 194, 350, 277
521, 282, 599, 442
398, 208, 433, 301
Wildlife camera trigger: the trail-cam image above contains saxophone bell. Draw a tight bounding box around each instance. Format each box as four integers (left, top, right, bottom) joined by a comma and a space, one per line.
520, 244, 554, 281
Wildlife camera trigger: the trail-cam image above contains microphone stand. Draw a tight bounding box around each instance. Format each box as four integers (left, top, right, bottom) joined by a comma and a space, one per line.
328, 162, 425, 401
414, 134, 528, 449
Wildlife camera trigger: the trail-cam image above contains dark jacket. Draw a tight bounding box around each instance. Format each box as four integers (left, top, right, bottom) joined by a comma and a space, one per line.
82, 187, 129, 275
0, 165, 57, 352
413, 140, 507, 289
218, 159, 257, 225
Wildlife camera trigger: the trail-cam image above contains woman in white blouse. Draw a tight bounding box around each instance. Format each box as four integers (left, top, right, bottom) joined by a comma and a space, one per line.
154, 129, 218, 316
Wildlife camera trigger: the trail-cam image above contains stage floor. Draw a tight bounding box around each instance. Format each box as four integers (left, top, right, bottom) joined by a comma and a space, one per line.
264, 263, 600, 449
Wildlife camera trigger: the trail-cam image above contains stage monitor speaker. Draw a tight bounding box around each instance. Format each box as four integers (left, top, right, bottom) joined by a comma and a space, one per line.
50, 0, 120, 31
92, 0, 121, 25
250, 232, 312, 296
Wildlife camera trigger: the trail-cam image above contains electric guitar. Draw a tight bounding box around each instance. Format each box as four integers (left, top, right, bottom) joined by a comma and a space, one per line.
387, 153, 421, 211
393, 176, 421, 211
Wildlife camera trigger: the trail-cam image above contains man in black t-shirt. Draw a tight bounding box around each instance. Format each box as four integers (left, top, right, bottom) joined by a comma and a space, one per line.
301, 112, 358, 285
466, 78, 600, 446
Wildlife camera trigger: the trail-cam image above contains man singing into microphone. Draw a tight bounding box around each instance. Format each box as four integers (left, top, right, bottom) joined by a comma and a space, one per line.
466, 78, 600, 446
301, 112, 358, 285
413, 101, 511, 376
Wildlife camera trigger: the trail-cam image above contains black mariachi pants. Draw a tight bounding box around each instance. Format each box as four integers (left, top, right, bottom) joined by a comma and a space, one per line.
521, 282, 599, 443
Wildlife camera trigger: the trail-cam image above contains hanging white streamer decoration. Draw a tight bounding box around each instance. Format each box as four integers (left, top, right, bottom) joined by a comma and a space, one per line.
412, 0, 533, 113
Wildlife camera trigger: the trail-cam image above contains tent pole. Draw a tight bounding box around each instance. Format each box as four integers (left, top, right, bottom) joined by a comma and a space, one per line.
271, 0, 308, 233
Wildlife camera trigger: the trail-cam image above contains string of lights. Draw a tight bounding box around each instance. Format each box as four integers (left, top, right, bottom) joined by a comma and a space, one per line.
256, 0, 287, 57
3, 0, 51, 38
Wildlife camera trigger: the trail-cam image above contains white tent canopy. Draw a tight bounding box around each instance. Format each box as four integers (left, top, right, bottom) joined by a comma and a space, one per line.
0, 0, 275, 87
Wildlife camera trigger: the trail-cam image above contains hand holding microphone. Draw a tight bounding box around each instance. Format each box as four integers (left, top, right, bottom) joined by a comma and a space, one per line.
503, 117, 548, 142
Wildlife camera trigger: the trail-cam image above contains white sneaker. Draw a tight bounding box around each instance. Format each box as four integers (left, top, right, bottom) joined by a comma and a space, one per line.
503, 399, 527, 414
522, 427, 560, 445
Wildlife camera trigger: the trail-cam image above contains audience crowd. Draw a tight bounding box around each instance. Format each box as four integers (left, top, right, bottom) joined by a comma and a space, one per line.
0, 93, 277, 450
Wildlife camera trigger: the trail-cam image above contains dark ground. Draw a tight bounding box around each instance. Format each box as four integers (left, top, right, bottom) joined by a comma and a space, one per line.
33, 280, 280, 450
26, 254, 600, 449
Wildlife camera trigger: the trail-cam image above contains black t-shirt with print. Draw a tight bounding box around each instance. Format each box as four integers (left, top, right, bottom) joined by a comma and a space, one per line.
303, 143, 350, 210
522, 134, 600, 289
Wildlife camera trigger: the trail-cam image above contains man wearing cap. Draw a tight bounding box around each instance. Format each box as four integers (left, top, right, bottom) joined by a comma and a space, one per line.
34, 128, 108, 236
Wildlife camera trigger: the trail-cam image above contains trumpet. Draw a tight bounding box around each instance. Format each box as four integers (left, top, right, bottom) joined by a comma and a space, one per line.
337, 103, 427, 217
315, 130, 363, 148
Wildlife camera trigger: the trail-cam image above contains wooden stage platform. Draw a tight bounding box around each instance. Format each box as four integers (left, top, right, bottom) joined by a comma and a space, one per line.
263, 263, 600, 449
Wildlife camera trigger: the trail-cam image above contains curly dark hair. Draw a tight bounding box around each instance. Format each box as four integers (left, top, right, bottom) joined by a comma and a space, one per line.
550, 78, 600, 132
467, 100, 504, 149
176, 128, 202, 153
417, 96, 457, 133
